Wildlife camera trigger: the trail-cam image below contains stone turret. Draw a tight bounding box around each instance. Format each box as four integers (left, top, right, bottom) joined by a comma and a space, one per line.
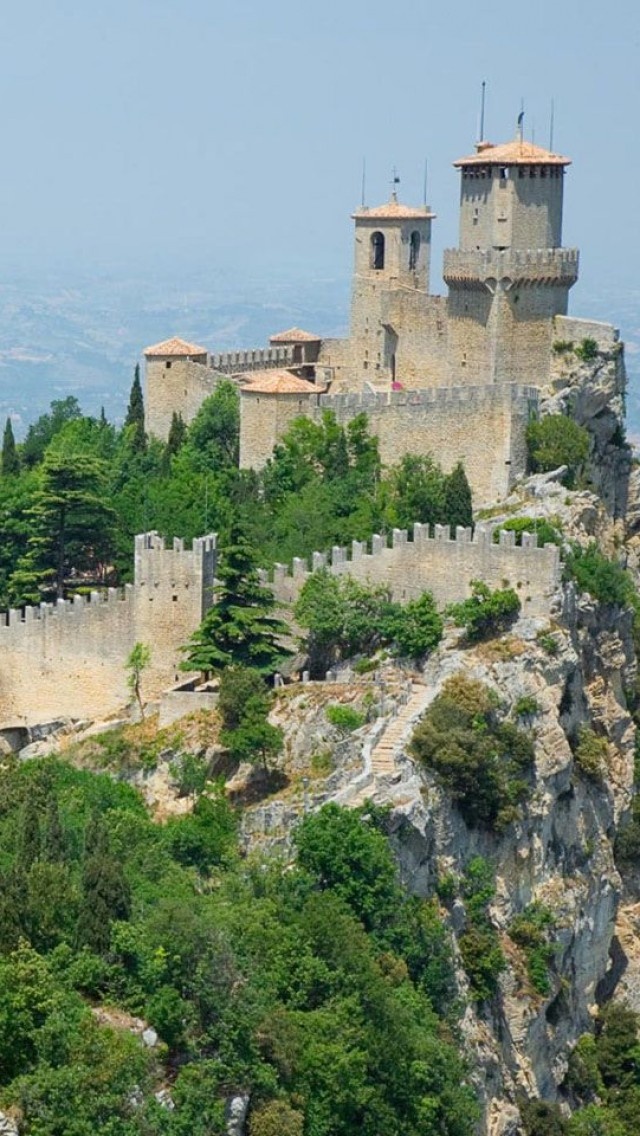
144, 337, 210, 441
443, 137, 579, 386
349, 194, 436, 385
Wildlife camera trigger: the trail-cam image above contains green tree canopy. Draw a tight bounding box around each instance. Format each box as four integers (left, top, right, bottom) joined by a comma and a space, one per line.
13, 451, 117, 600
21, 396, 82, 468
526, 413, 590, 485
182, 525, 289, 676
186, 381, 240, 470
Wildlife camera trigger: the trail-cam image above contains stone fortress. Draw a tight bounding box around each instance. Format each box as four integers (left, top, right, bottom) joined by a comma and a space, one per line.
0, 126, 624, 729
143, 127, 620, 505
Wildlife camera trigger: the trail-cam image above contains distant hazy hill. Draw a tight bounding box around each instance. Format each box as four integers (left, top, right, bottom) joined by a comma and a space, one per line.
0, 271, 637, 443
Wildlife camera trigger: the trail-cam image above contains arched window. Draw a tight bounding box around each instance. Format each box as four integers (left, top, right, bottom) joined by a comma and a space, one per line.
371, 231, 385, 270
409, 230, 421, 271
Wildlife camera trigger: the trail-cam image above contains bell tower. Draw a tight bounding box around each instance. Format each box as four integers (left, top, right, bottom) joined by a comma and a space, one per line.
350, 190, 436, 385
443, 136, 579, 386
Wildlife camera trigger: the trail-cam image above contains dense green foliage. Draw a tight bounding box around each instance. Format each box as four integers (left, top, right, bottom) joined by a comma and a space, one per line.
526, 414, 590, 485
0, 391, 473, 614
446, 579, 521, 642
562, 1004, 640, 1135
565, 543, 636, 608
492, 516, 562, 547
0, 761, 479, 1135
294, 571, 443, 676
457, 858, 505, 1002
509, 903, 556, 995
573, 727, 608, 781
409, 675, 535, 830
182, 527, 289, 676
218, 665, 283, 767
325, 704, 366, 732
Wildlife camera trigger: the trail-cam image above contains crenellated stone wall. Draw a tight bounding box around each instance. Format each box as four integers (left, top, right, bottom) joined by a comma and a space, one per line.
0, 533, 216, 727
259, 521, 561, 617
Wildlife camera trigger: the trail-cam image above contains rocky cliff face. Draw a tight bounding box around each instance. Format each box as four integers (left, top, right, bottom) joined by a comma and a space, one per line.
238, 345, 640, 1134
381, 585, 635, 1133
546, 340, 630, 520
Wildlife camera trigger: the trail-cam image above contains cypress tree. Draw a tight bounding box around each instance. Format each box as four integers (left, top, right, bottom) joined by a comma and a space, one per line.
76, 813, 131, 953
124, 363, 146, 452
1, 417, 19, 476
42, 795, 66, 863
162, 411, 187, 471
18, 795, 41, 870
444, 462, 473, 530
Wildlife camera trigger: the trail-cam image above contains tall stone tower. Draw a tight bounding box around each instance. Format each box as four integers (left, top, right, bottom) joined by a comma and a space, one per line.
349, 193, 435, 385
443, 137, 579, 386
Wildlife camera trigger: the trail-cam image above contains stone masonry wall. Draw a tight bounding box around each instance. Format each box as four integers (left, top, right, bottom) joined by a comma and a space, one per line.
0, 534, 216, 727
146, 358, 222, 441
381, 292, 450, 388
260, 522, 561, 618
240, 390, 317, 470
313, 384, 539, 506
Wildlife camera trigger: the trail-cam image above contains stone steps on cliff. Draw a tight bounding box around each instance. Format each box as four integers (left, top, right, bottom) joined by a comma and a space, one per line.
347, 683, 431, 806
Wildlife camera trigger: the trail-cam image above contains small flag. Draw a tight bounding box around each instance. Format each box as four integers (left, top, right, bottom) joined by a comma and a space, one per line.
517, 110, 524, 127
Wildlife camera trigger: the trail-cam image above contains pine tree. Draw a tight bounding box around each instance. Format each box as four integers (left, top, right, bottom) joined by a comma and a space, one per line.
124, 363, 146, 452
181, 525, 290, 677
1, 417, 19, 476
444, 462, 473, 530
21, 451, 116, 599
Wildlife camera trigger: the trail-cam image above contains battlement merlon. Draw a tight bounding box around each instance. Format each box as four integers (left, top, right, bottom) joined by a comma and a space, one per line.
261, 520, 561, 618
318, 382, 540, 415
443, 247, 579, 288
134, 531, 217, 617
209, 346, 298, 374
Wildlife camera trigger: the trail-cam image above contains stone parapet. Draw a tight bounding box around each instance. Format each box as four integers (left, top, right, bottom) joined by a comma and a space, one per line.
319, 382, 538, 415
210, 346, 297, 374
262, 520, 561, 617
0, 533, 217, 727
443, 247, 579, 287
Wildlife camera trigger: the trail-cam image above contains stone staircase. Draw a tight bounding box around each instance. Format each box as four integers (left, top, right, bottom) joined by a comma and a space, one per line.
347, 682, 431, 806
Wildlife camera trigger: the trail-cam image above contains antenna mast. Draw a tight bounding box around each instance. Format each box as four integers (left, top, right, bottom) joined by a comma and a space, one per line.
479, 80, 486, 142
549, 98, 555, 151
422, 159, 428, 206
361, 158, 367, 207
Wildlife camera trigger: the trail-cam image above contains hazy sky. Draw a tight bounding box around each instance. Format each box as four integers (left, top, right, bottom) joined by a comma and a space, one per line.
1, 0, 639, 298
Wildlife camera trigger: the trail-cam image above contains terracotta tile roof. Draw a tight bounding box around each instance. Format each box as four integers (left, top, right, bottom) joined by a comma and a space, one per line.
352, 196, 436, 221
240, 370, 320, 395
269, 327, 321, 343
144, 336, 208, 357
454, 139, 571, 167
